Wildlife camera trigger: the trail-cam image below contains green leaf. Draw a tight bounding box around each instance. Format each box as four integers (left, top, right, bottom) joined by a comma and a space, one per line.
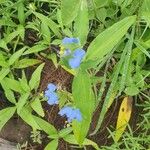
118, 26, 135, 95
0, 68, 10, 82
72, 70, 95, 144
61, 0, 80, 25
30, 97, 44, 117
0, 53, 8, 67
63, 134, 100, 150
141, 0, 150, 28
134, 41, 150, 59
0, 39, 8, 50
0, 18, 16, 27
8, 47, 26, 66
14, 59, 41, 68
17, 92, 30, 114
85, 16, 136, 65
96, 8, 107, 23
19, 71, 31, 92
29, 63, 45, 90
1, 77, 23, 93
44, 140, 58, 150
23, 44, 48, 55
125, 86, 139, 96
74, 0, 89, 45
41, 22, 51, 43
1, 80, 16, 104
4, 27, 24, 44
94, 0, 108, 8
33, 116, 58, 137
58, 127, 72, 138
19, 107, 40, 130
33, 12, 61, 38
17, 1, 25, 25
0, 107, 16, 131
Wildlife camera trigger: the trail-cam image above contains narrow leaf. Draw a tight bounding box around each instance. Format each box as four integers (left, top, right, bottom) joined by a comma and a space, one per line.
14, 59, 41, 68
9, 47, 26, 65
17, 92, 30, 114
30, 97, 45, 117
23, 44, 48, 55
33, 12, 61, 38
29, 63, 45, 90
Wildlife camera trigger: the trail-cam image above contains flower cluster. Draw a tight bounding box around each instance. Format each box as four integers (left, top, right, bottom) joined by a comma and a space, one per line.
44, 83, 58, 105
62, 37, 86, 69
58, 106, 82, 122
44, 83, 82, 122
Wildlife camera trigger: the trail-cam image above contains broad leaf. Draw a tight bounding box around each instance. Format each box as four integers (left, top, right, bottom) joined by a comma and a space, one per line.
115, 96, 133, 142
19, 107, 40, 130
85, 16, 136, 66
58, 127, 72, 138
74, 0, 89, 45
61, 0, 80, 25
72, 70, 95, 144
0, 107, 16, 131
44, 139, 58, 150
33, 116, 58, 137
63, 134, 100, 150
1, 80, 16, 104
0, 68, 10, 82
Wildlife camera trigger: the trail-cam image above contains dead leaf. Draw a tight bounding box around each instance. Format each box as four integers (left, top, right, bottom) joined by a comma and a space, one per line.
114, 96, 133, 142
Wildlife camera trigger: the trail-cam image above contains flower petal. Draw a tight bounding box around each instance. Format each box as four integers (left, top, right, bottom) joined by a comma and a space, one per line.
62, 37, 80, 44
68, 57, 81, 69
46, 92, 58, 105
47, 83, 57, 92
73, 49, 86, 59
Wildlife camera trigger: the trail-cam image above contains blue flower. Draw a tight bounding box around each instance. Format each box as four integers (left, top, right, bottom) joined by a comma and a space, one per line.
58, 106, 82, 122
47, 83, 57, 92
73, 109, 82, 122
73, 49, 86, 58
47, 92, 58, 105
62, 37, 80, 44
44, 83, 59, 105
68, 57, 81, 69
68, 49, 86, 69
